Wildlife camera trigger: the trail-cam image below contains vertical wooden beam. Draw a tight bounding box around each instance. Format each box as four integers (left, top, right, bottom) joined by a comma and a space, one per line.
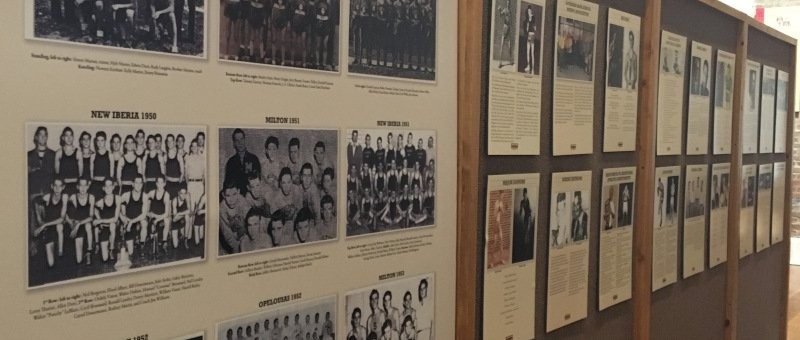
456, 0, 483, 339
780, 43, 797, 340
724, 21, 748, 340
632, 0, 661, 339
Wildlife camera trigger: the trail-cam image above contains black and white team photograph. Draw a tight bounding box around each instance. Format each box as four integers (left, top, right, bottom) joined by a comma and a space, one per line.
29, 0, 206, 56
217, 296, 336, 340
219, 0, 341, 72
344, 128, 436, 237
742, 174, 756, 209
218, 128, 338, 256
345, 274, 435, 340
549, 190, 589, 248
348, 0, 437, 81
26, 123, 207, 288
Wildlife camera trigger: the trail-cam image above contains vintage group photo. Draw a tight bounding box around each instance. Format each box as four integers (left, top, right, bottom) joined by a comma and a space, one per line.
690, 54, 711, 96
217, 296, 336, 340
26, 123, 207, 288
345, 128, 437, 237
606, 23, 638, 89
655, 175, 679, 228
555, 16, 595, 82
345, 274, 434, 340
348, 0, 437, 81
549, 189, 589, 248
685, 174, 706, 219
219, 0, 341, 72
218, 128, 338, 256
601, 181, 633, 231
30, 0, 206, 56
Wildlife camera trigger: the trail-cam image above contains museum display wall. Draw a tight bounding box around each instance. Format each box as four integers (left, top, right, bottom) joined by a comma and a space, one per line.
456, 0, 797, 339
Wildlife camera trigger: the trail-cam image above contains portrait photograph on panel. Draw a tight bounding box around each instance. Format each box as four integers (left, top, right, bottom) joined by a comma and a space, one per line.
762, 71, 776, 96
555, 16, 595, 82
26, 122, 207, 288
606, 23, 624, 88
345, 274, 435, 340
486, 189, 512, 269
684, 173, 706, 219
690, 55, 711, 96
710, 173, 729, 210
655, 175, 679, 228
748, 68, 759, 110
778, 77, 789, 111
759, 171, 773, 196
617, 182, 634, 227
217, 128, 338, 257
491, 0, 518, 70
28, 0, 207, 57
219, 0, 341, 72
511, 186, 536, 263
344, 129, 437, 237
217, 296, 336, 340
348, 0, 437, 81
516, 1, 542, 75
660, 45, 683, 76
601, 183, 618, 230
742, 174, 756, 209
549, 190, 589, 248
714, 60, 734, 110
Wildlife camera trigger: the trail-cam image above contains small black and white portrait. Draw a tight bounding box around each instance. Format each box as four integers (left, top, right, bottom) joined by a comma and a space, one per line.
617, 182, 634, 227
550, 190, 589, 247
661, 46, 683, 76
748, 69, 758, 110
26, 122, 207, 288
217, 296, 336, 340
556, 16, 596, 82
219, 0, 341, 72
492, 0, 517, 70
517, 1, 542, 75
690, 56, 710, 96
607, 24, 624, 88
348, 0, 437, 81
217, 128, 338, 256
742, 174, 756, 208
601, 184, 618, 230
511, 186, 536, 263
30, 0, 206, 56
345, 129, 437, 237
345, 274, 435, 340
655, 175, 679, 228
684, 175, 706, 219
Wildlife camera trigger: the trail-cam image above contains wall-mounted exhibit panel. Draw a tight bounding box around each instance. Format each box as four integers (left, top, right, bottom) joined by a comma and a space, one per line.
2, 0, 459, 339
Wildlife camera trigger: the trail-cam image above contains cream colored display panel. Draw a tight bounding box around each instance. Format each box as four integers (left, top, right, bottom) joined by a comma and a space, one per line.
3, 0, 458, 338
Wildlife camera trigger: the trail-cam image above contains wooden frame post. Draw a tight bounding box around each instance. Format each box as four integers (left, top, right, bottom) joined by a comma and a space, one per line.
456, 0, 483, 339
632, 0, 661, 339
724, 21, 748, 340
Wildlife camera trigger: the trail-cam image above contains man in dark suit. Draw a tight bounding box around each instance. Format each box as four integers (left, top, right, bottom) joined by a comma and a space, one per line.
571, 191, 588, 242
224, 128, 261, 195
347, 130, 363, 171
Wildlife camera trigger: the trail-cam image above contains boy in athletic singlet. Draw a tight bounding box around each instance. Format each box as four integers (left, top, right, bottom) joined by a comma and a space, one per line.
34, 178, 68, 268
150, 0, 179, 52
121, 176, 149, 255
